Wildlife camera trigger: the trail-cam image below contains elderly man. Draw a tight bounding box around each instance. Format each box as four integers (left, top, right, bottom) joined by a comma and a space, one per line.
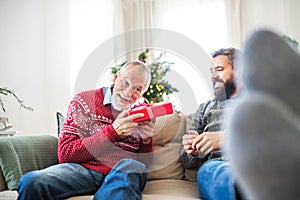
17, 61, 155, 200
180, 48, 244, 200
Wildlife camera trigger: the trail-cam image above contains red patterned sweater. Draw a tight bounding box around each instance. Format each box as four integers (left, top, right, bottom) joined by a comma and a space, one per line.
58, 87, 153, 175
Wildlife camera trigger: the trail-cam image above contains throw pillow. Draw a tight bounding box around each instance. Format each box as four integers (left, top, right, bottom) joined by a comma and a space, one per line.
56, 112, 65, 136
147, 112, 186, 180
0, 135, 58, 190
0, 166, 6, 191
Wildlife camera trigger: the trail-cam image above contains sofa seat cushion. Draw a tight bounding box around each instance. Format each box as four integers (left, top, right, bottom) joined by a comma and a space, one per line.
0, 190, 95, 200
0, 190, 18, 200
142, 179, 199, 199
0, 179, 200, 200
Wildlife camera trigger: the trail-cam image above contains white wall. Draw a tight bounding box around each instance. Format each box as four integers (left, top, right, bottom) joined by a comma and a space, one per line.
0, 0, 71, 136
0, 0, 114, 136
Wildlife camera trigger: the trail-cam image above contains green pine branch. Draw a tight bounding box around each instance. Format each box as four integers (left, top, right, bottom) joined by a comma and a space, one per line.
282, 35, 299, 52
0, 87, 33, 112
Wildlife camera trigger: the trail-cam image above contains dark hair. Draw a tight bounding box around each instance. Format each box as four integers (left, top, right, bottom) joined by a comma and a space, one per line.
211, 48, 242, 67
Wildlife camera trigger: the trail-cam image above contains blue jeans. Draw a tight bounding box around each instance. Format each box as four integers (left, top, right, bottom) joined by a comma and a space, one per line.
197, 160, 236, 200
17, 158, 147, 200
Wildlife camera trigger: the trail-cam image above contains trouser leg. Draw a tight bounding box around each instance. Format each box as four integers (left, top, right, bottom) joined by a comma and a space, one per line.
94, 158, 147, 200
17, 163, 104, 200
197, 160, 236, 200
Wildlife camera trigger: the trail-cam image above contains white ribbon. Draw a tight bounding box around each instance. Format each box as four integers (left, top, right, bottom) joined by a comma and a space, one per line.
146, 106, 154, 119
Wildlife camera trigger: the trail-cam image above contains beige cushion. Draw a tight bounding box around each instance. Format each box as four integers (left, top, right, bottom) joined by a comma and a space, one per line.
143, 179, 199, 199
147, 143, 184, 180
184, 165, 200, 182
0, 180, 199, 200
152, 111, 185, 146
147, 112, 186, 180
0, 190, 18, 200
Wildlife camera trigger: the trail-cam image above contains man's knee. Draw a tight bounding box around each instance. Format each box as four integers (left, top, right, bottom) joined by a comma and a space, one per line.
115, 158, 146, 174
18, 170, 44, 192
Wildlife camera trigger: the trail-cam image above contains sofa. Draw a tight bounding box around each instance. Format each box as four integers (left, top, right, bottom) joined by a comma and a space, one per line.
0, 111, 201, 200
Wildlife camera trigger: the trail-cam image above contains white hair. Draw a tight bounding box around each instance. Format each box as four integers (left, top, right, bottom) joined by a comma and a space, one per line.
118, 60, 151, 93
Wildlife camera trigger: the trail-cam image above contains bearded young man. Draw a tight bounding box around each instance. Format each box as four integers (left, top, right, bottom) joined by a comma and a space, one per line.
180, 48, 244, 200
17, 61, 155, 200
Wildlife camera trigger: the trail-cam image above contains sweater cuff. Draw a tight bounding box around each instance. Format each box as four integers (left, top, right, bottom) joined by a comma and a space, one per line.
139, 139, 153, 153
103, 125, 121, 142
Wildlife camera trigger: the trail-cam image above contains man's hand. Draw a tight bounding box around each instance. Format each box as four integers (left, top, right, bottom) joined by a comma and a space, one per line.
136, 120, 155, 142
113, 110, 144, 138
192, 131, 224, 155
182, 130, 200, 156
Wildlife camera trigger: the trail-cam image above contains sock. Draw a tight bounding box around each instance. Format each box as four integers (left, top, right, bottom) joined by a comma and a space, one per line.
225, 30, 300, 200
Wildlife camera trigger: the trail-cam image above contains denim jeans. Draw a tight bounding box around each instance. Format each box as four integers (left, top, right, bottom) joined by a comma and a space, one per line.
197, 160, 236, 200
17, 158, 147, 200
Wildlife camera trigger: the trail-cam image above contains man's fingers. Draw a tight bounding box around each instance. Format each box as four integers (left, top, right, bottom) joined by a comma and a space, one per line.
195, 137, 208, 151
139, 125, 152, 133
183, 134, 197, 141
127, 113, 144, 121
137, 121, 155, 139
199, 141, 212, 153
191, 133, 205, 149
204, 146, 214, 155
188, 130, 199, 136
186, 150, 194, 154
182, 139, 194, 146
119, 109, 129, 117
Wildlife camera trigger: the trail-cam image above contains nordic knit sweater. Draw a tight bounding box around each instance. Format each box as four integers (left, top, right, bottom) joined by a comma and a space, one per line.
179, 99, 231, 169
58, 87, 153, 175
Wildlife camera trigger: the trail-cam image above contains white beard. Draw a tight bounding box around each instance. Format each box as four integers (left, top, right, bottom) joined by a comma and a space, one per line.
111, 93, 130, 111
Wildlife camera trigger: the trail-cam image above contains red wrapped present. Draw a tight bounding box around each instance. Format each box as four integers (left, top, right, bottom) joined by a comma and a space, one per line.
128, 102, 173, 122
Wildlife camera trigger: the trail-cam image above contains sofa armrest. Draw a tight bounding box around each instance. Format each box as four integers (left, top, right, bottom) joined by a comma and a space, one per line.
0, 135, 58, 190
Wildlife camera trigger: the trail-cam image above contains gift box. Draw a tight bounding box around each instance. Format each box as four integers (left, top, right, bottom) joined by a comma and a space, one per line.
128, 102, 173, 122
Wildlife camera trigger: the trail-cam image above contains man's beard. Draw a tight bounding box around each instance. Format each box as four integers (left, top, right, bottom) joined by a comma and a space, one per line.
111, 92, 131, 111
213, 79, 236, 100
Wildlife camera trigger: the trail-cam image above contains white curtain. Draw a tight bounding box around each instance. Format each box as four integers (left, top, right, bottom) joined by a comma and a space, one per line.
225, 0, 246, 49
122, 0, 154, 30
224, 0, 300, 50
113, 0, 231, 55
113, 0, 155, 61
153, 0, 229, 54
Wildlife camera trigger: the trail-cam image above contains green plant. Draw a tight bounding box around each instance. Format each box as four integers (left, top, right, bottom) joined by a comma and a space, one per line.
0, 87, 33, 112
282, 35, 299, 52
111, 49, 179, 103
